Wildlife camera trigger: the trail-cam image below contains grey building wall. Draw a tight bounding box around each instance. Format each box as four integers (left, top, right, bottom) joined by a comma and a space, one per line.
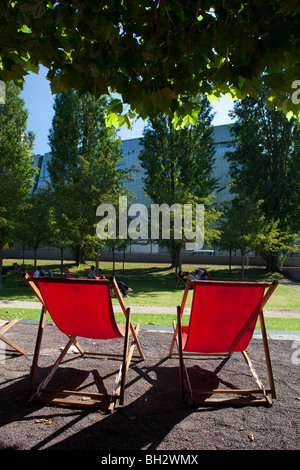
32, 152, 52, 193
211, 124, 234, 202
119, 124, 234, 207
119, 138, 151, 207
32, 125, 234, 207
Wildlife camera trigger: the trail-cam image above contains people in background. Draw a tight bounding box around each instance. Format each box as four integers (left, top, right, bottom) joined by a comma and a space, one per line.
33, 267, 49, 277
2, 262, 17, 275
87, 266, 97, 279
33, 267, 41, 277
89, 267, 133, 297
186, 268, 210, 280
117, 280, 133, 297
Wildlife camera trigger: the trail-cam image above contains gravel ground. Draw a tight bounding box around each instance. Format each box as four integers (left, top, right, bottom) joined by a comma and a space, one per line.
0, 320, 299, 452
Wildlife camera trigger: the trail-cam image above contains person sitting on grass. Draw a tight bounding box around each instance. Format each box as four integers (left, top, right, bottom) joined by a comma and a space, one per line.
33, 267, 42, 277
87, 265, 98, 279
187, 268, 211, 280
116, 280, 132, 298
2, 262, 18, 274
87, 267, 132, 297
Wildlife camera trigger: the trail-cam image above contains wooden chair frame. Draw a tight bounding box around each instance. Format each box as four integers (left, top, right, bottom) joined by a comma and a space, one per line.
175, 273, 186, 288
25, 274, 145, 413
0, 319, 27, 356
170, 278, 278, 407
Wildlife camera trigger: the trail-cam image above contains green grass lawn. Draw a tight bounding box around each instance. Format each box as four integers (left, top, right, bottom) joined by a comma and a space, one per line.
1, 259, 299, 330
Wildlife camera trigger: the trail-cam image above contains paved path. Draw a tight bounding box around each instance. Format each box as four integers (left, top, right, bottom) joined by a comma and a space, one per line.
0, 298, 299, 318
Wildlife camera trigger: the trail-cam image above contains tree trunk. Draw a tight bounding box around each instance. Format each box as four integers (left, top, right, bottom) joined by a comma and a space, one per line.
265, 254, 281, 272
241, 254, 245, 281
0, 248, 3, 291
169, 246, 177, 271
122, 247, 126, 272
72, 245, 84, 267
60, 248, 64, 275
112, 248, 115, 276
169, 245, 182, 273
34, 246, 38, 268
95, 249, 99, 276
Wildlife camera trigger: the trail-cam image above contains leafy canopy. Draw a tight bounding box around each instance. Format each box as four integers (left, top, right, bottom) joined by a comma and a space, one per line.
0, 1, 299, 125
0, 81, 35, 249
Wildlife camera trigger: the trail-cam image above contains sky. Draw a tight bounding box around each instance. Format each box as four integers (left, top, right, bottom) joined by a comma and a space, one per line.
20, 65, 235, 156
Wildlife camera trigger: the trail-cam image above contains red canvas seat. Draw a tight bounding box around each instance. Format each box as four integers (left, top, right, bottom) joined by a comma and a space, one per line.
170, 278, 278, 406
25, 275, 145, 412
36, 278, 123, 339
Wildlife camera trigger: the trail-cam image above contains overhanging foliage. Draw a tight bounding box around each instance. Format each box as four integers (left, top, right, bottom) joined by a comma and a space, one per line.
0, 1, 299, 125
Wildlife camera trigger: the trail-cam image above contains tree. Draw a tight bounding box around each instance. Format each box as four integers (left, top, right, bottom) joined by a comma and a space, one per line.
15, 188, 56, 268
218, 200, 261, 280
225, 91, 300, 271
252, 216, 297, 270
0, 81, 35, 289
139, 95, 220, 269
48, 89, 132, 266
0, 1, 299, 125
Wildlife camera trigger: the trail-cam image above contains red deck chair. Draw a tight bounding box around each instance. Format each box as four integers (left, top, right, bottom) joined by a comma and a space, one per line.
175, 273, 186, 288
62, 268, 75, 278
24, 274, 145, 413
170, 278, 278, 406
10, 263, 25, 274
0, 319, 27, 356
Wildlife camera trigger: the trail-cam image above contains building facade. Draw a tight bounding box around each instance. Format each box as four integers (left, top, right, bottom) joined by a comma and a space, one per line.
30, 125, 233, 254
119, 124, 233, 209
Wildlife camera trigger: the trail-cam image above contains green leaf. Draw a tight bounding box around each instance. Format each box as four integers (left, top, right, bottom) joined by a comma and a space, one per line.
105, 112, 121, 128
107, 98, 123, 115
124, 112, 133, 130
17, 0, 47, 19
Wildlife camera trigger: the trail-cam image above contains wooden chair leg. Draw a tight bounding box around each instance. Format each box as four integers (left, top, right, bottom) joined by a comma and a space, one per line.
28, 306, 47, 394
33, 336, 77, 401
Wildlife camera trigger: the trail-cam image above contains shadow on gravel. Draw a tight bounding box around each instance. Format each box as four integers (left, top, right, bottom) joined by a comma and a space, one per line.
0, 322, 299, 451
